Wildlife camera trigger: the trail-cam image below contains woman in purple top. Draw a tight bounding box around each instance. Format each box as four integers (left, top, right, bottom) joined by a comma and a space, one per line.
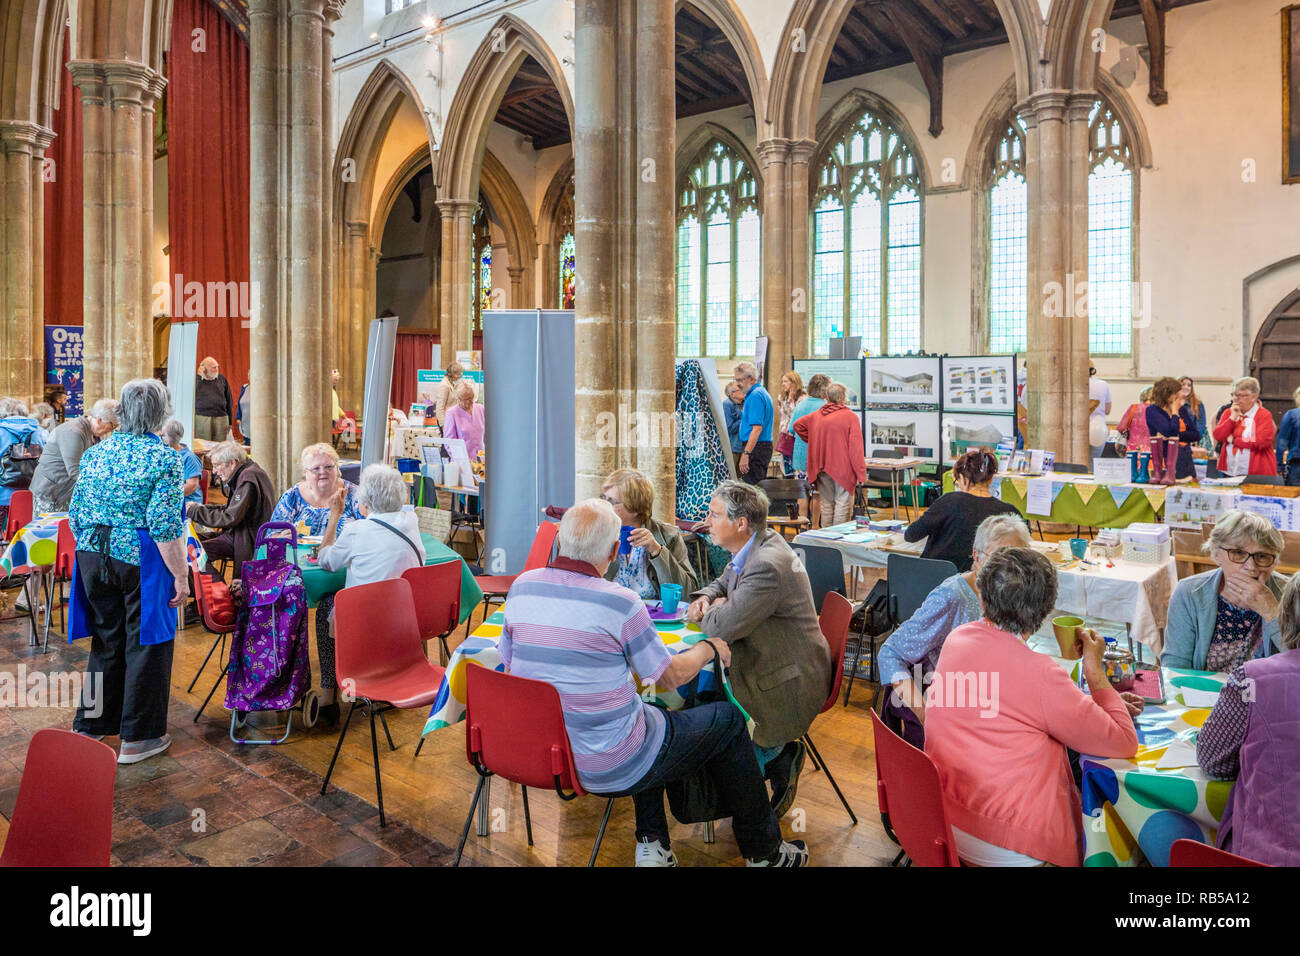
442, 381, 485, 461
1198, 571, 1300, 865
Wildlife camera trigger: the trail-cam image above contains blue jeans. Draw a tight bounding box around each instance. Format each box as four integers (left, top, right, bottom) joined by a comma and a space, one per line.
598, 701, 782, 859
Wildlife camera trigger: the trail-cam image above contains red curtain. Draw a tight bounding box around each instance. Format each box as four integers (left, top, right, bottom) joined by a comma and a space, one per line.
392, 331, 434, 413
168, 0, 251, 400
43, 28, 83, 327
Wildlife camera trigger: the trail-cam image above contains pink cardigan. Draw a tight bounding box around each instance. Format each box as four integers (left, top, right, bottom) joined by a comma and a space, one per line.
923, 620, 1138, 866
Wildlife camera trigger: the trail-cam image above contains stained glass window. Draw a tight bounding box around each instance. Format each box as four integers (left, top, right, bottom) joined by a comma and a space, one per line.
675, 140, 760, 358
811, 108, 922, 356
471, 199, 491, 332
556, 179, 575, 308
987, 120, 1028, 354
1088, 99, 1134, 355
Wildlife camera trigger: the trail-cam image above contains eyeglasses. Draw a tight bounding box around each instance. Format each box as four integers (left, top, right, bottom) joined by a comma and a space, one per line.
601, 495, 623, 507
306, 464, 337, 474
1220, 547, 1277, 569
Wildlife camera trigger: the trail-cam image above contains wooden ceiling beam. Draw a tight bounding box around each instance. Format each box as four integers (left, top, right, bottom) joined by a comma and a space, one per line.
840, 12, 894, 57
913, 0, 969, 38
677, 56, 727, 98
879, 0, 944, 137
947, 0, 995, 32
1138, 0, 1169, 105
673, 63, 717, 101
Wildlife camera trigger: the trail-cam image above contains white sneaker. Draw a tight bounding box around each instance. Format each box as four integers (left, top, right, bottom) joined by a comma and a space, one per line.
746, 839, 809, 867
117, 734, 172, 765
635, 838, 678, 867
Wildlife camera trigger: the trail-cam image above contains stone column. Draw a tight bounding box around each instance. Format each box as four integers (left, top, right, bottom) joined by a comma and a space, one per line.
787, 139, 817, 360
757, 139, 790, 374
633, 0, 676, 519
506, 264, 525, 309
341, 220, 369, 413
435, 198, 476, 361
321, 2, 342, 417
69, 60, 163, 400
248, 0, 333, 490
1020, 90, 1092, 463
0, 122, 54, 401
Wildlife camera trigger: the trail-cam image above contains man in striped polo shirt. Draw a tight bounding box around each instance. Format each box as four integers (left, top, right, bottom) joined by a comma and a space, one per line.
501, 498, 808, 867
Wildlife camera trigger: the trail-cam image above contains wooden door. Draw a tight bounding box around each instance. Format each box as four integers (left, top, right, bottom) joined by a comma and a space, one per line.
1249, 290, 1300, 427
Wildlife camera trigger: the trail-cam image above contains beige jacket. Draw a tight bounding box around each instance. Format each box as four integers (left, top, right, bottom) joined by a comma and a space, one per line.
695, 529, 831, 748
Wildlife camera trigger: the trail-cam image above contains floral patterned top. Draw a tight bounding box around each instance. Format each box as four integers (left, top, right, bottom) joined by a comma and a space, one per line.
271, 481, 362, 536
1206, 596, 1262, 673
69, 431, 184, 566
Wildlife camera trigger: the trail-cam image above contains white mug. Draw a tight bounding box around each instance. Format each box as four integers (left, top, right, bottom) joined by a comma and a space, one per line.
1058, 540, 1073, 559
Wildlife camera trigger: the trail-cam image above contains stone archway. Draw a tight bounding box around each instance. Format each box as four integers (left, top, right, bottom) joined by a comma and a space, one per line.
537, 156, 574, 309
1250, 290, 1300, 427
434, 14, 572, 356
332, 59, 436, 409
478, 149, 538, 309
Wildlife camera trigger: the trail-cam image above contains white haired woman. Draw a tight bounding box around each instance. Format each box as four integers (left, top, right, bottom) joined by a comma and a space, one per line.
29, 398, 119, 514
67, 379, 190, 763
1163, 510, 1287, 672
1212, 376, 1276, 477
161, 418, 204, 511
442, 380, 485, 461
315, 464, 426, 723
877, 513, 1032, 747
186, 441, 275, 580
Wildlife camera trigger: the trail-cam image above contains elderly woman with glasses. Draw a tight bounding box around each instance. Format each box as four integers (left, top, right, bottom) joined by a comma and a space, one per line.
1197, 572, 1300, 865
1163, 510, 1287, 672
600, 468, 698, 599
67, 379, 190, 764
271, 443, 362, 536
1212, 376, 1276, 478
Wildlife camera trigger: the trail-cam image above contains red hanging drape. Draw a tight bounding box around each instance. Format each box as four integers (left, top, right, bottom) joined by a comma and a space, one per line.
392, 331, 434, 413
168, 0, 250, 402
43, 27, 83, 328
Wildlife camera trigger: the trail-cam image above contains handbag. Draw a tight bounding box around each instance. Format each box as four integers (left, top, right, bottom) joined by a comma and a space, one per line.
0, 442, 41, 488
665, 643, 737, 824
775, 430, 795, 459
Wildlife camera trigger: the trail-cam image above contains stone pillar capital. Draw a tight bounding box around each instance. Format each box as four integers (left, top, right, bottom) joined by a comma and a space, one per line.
436, 198, 478, 221
345, 220, 369, 239
323, 0, 346, 22
755, 138, 791, 167
506, 265, 525, 279
787, 138, 818, 165
0, 121, 55, 153
1016, 90, 1070, 129
68, 59, 165, 105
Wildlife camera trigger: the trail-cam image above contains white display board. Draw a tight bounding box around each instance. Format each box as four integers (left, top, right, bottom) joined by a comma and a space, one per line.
166, 321, 200, 443
360, 316, 399, 467
943, 355, 1016, 413
793, 358, 864, 410
867, 408, 941, 460
943, 412, 1017, 464
864, 356, 940, 407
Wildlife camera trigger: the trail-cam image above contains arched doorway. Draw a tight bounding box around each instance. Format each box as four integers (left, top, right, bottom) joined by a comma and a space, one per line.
1249, 290, 1300, 426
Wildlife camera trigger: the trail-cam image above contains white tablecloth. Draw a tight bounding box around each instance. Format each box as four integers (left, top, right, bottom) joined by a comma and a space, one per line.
792, 524, 1177, 655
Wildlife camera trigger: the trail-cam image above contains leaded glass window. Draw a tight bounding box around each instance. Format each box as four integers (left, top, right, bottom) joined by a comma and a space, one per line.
675, 140, 760, 358
1088, 100, 1134, 356
812, 108, 922, 356
987, 120, 1028, 354
556, 180, 575, 308
471, 199, 491, 332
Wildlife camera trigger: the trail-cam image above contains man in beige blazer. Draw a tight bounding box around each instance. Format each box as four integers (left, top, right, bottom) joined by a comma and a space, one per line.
687, 480, 831, 816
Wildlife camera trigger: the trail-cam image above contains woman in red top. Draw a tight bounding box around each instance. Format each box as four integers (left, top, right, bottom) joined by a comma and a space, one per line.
1212, 377, 1276, 478
792, 382, 865, 526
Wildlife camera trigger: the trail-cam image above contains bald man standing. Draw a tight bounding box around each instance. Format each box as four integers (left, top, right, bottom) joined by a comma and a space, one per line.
194, 356, 234, 443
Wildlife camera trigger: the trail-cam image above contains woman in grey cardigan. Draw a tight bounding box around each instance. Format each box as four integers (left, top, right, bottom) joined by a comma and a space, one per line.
1163, 510, 1286, 672
28, 398, 119, 513
600, 468, 699, 599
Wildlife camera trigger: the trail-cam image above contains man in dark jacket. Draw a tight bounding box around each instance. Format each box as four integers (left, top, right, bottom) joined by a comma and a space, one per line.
194, 356, 234, 442
186, 441, 274, 580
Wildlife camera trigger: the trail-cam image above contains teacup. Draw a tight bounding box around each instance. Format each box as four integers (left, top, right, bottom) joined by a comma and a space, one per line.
1052, 615, 1085, 660
660, 583, 683, 614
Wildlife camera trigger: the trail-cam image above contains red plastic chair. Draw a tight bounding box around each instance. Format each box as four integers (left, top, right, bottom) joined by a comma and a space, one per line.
800, 592, 857, 824
1169, 838, 1269, 867
870, 709, 960, 867
0, 728, 117, 866
464, 521, 558, 639
4, 489, 33, 541
454, 666, 615, 867
322, 578, 446, 826
199, 469, 210, 504
189, 570, 239, 723
403, 561, 462, 666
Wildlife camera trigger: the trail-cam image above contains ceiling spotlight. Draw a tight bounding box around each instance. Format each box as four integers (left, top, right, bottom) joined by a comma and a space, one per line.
563, 30, 574, 41
422, 15, 440, 29
369, 32, 379, 41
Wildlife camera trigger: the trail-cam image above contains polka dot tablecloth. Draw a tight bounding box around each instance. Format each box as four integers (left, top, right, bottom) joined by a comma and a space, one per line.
1081, 667, 1232, 867
0, 513, 67, 577
421, 608, 750, 737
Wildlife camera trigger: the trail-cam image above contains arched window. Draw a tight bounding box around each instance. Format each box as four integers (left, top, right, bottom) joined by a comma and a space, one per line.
986, 120, 1028, 354
555, 180, 575, 309
1087, 99, 1135, 356
675, 140, 760, 358
812, 107, 922, 356
471, 198, 491, 332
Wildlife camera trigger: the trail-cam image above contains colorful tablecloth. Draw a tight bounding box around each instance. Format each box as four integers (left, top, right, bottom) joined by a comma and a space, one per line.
256, 531, 483, 616
421, 608, 737, 736
942, 473, 1164, 528
1081, 667, 1232, 867
0, 513, 66, 576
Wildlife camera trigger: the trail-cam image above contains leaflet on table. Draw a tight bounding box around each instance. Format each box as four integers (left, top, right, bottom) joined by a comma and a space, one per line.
1091, 458, 1131, 484
1178, 686, 1221, 708
1237, 494, 1300, 532
1025, 477, 1055, 516
1164, 487, 1242, 529
1155, 738, 1200, 770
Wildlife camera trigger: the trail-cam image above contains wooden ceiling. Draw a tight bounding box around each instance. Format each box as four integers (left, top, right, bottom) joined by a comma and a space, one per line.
492, 54, 571, 150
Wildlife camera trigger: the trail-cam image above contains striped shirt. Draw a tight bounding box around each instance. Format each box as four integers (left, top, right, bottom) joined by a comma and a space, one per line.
501, 562, 670, 793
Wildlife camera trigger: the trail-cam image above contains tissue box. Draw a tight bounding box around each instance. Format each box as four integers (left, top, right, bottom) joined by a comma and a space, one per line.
1120, 523, 1171, 563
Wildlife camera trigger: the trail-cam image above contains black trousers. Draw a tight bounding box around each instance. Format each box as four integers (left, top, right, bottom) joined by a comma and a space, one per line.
72, 551, 174, 742
741, 441, 773, 485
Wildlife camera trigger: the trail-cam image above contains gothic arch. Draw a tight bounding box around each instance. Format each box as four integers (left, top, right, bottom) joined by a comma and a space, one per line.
70, 0, 171, 71
0, 0, 67, 130
1096, 69, 1153, 169
538, 157, 574, 309
478, 148, 538, 309
813, 87, 931, 194
765, 0, 858, 143
436, 14, 574, 203
673, 0, 768, 124
675, 121, 765, 195
962, 76, 1020, 192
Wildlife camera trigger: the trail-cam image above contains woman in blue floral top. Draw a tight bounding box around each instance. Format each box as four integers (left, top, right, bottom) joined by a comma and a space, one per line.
68, 379, 189, 765
269, 442, 362, 725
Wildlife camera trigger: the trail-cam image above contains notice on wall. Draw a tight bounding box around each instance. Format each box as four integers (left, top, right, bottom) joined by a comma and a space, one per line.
1025, 477, 1055, 517
45, 325, 84, 416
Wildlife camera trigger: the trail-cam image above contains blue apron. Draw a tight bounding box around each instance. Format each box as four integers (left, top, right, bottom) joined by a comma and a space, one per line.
68, 528, 177, 646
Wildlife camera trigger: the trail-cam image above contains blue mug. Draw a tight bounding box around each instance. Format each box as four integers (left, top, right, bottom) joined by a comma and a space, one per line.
619, 525, 633, 555
1069, 538, 1089, 560
660, 583, 683, 614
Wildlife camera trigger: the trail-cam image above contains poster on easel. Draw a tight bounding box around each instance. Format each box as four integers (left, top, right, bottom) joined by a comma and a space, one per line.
942, 412, 1017, 464
860, 355, 941, 463
942, 355, 1016, 413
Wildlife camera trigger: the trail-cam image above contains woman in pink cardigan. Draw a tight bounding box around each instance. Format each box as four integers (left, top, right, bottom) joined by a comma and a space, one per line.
924, 548, 1142, 866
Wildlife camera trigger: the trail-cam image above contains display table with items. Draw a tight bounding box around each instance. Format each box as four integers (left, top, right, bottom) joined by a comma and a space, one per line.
0, 512, 67, 648
942, 472, 1165, 528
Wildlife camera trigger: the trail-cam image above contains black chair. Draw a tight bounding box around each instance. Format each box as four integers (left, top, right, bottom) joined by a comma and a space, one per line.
843, 553, 960, 708
759, 478, 809, 538
857, 449, 904, 518
1246, 474, 1284, 485
449, 479, 485, 563
791, 543, 846, 614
